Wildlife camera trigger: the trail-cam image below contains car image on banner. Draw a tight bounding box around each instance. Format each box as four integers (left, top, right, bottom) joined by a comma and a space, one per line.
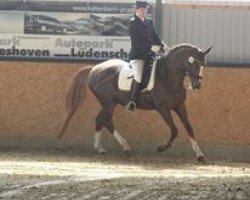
24, 13, 130, 36
24, 14, 68, 34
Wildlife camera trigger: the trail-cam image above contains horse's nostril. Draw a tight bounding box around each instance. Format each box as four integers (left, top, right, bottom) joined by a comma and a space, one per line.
192, 82, 201, 90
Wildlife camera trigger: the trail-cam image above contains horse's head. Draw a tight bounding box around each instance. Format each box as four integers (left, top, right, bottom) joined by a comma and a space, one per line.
184, 46, 212, 90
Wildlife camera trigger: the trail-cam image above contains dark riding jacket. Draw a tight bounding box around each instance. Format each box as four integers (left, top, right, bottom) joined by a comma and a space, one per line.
129, 15, 162, 60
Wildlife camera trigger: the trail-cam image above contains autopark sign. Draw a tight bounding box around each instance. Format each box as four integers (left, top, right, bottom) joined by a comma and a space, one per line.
0, 1, 153, 61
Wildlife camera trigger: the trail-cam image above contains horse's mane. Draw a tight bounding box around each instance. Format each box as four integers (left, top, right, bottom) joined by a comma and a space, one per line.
158, 43, 201, 67
167, 43, 201, 58
156, 43, 201, 80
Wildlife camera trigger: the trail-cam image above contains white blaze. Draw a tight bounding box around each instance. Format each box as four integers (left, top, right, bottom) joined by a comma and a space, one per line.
199, 66, 204, 79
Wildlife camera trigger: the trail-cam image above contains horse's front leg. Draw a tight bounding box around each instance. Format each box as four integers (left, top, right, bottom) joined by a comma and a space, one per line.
156, 106, 178, 152
174, 103, 205, 163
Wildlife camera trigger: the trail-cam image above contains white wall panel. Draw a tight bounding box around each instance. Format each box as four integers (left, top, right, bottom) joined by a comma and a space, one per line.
161, 4, 250, 64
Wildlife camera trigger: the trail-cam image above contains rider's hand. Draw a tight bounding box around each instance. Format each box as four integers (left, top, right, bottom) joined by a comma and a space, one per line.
151, 45, 161, 54
161, 42, 170, 53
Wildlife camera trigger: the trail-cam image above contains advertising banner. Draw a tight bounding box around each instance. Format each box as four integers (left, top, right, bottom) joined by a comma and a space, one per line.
0, 1, 153, 61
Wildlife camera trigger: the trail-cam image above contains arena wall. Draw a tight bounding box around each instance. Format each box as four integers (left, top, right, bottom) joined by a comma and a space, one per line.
0, 61, 249, 161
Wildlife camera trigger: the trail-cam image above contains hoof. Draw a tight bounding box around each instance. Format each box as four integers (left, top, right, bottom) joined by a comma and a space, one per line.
123, 150, 132, 157
99, 150, 106, 155
197, 156, 206, 164
96, 149, 106, 154
157, 145, 166, 153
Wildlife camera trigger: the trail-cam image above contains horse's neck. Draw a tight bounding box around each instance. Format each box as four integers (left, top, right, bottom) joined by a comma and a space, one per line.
159, 58, 186, 92
168, 67, 185, 92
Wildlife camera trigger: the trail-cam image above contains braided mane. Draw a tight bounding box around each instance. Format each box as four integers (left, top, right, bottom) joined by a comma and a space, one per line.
158, 43, 202, 65
157, 43, 202, 79
168, 43, 201, 57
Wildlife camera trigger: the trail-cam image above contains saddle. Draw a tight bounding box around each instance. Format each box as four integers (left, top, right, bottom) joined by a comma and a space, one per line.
118, 54, 157, 92
141, 53, 155, 89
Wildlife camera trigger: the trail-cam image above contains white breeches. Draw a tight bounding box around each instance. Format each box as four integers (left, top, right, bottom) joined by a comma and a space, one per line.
130, 60, 145, 83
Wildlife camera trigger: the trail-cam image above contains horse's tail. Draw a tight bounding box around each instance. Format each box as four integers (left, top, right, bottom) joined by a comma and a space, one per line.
57, 66, 93, 139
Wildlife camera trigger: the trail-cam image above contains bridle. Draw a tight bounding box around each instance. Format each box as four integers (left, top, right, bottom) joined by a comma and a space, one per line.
187, 56, 205, 81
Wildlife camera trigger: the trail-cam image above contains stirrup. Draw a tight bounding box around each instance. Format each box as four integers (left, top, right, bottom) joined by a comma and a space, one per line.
125, 101, 136, 112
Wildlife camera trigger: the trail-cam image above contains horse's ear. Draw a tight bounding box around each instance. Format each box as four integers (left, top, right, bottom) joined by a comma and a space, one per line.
203, 46, 213, 55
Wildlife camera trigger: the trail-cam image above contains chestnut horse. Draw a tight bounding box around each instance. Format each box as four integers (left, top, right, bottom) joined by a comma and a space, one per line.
58, 43, 212, 163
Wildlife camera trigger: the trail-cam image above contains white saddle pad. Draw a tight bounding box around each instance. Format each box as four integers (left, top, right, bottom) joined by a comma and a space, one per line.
118, 60, 157, 91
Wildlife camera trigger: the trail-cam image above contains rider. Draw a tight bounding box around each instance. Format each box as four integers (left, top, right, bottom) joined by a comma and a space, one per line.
125, 0, 168, 112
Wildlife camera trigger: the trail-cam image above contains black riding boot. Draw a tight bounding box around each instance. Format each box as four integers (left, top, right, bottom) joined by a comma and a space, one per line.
125, 80, 141, 112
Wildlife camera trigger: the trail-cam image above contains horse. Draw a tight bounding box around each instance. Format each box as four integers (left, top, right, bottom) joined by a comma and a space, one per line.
57, 43, 212, 163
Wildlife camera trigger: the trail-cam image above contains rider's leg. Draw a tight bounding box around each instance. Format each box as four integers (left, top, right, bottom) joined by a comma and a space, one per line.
125, 60, 144, 112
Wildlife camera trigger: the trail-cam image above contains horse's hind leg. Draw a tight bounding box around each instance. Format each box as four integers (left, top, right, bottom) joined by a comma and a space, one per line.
95, 104, 131, 154
95, 108, 107, 154
174, 103, 205, 163
104, 105, 132, 153
157, 106, 178, 152
95, 104, 114, 153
